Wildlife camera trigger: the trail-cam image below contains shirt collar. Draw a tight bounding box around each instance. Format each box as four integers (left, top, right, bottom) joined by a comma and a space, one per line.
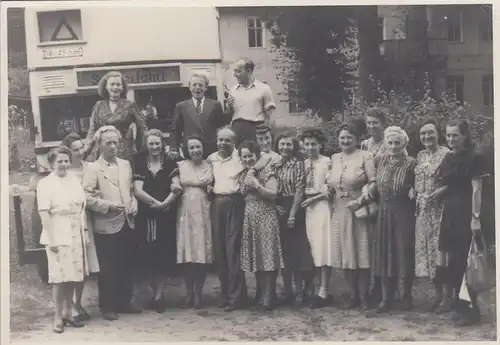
236, 78, 256, 90
99, 156, 118, 166
193, 97, 205, 105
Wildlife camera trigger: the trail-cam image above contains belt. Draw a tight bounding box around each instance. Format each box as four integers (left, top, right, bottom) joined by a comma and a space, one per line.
232, 118, 265, 124
214, 193, 241, 197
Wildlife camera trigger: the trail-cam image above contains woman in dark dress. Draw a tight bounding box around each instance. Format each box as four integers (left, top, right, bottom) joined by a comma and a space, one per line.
437, 119, 486, 327
132, 129, 180, 313
273, 133, 314, 307
363, 126, 417, 315
84, 71, 147, 161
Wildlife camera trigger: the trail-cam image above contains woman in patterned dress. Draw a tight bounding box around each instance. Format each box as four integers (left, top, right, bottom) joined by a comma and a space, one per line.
273, 133, 314, 306
413, 118, 450, 312
173, 136, 214, 309
438, 119, 486, 327
131, 129, 181, 313
239, 140, 283, 311
368, 126, 417, 315
300, 128, 333, 308
61, 133, 100, 322
37, 146, 88, 333
329, 123, 376, 310
83, 71, 147, 162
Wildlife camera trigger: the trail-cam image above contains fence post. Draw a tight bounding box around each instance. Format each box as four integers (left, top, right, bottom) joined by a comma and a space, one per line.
13, 195, 26, 265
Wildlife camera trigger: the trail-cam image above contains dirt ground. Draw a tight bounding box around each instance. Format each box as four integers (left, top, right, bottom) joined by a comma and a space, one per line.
8, 172, 498, 342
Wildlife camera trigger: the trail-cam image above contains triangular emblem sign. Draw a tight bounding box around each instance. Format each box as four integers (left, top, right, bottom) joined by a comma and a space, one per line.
51, 15, 79, 41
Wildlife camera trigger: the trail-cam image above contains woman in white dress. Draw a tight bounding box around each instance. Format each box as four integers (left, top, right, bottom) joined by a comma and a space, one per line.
62, 133, 100, 322
37, 146, 88, 333
172, 136, 214, 309
300, 128, 333, 308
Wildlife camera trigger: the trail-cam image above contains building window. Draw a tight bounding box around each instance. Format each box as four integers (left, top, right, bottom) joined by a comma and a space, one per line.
482, 74, 494, 106
446, 11, 463, 42
445, 75, 465, 105
288, 82, 305, 113
37, 9, 83, 43
247, 17, 264, 48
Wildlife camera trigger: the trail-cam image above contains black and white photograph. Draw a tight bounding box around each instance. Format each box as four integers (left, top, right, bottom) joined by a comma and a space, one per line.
4, 1, 497, 342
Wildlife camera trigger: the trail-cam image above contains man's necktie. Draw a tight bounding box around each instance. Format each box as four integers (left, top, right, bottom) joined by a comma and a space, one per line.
196, 99, 202, 115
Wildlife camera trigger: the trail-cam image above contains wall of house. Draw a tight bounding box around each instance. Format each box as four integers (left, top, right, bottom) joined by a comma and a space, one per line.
378, 5, 493, 116
217, 8, 290, 122
24, 6, 221, 69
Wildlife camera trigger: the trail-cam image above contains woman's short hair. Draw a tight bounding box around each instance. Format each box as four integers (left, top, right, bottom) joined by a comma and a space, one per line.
300, 128, 326, 144
182, 135, 207, 159
95, 125, 122, 144
97, 71, 129, 99
365, 107, 388, 126
47, 146, 72, 166
238, 140, 261, 160
274, 131, 300, 157
61, 132, 83, 148
336, 122, 360, 140
189, 72, 210, 87
418, 117, 443, 141
446, 118, 474, 149
384, 126, 410, 146
145, 128, 166, 151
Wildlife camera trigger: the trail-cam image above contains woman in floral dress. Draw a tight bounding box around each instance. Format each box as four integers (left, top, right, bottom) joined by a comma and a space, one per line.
37, 146, 88, 333
329, 123, 376, 310
413, 118, 450, 312
173, 136, 214, 309
61, 133, 100, 322
83, 71, 147, 161
239, 140, 283, 311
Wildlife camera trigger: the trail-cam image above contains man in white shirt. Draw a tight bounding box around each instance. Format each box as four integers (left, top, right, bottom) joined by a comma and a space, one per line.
207, 127, 272, 311
226, 59, 276, 144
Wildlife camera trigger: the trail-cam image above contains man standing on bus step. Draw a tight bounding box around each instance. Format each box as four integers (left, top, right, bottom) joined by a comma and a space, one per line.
169, 72, 230, 158
226, 59, 276, 144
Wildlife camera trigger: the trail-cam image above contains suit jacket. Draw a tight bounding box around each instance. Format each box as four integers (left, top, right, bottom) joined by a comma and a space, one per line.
83, 157, 137, 234
171, 98, 230, 155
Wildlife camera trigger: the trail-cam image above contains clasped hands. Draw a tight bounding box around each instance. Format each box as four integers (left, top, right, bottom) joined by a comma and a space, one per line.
108, 201, 138, 216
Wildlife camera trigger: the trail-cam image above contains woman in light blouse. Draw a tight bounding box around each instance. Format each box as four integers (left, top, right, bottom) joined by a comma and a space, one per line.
37, 146, 88, 333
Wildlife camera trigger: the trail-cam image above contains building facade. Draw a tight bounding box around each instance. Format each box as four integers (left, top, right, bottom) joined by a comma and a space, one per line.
378, 5, 493, 116
24, 6, 224, 171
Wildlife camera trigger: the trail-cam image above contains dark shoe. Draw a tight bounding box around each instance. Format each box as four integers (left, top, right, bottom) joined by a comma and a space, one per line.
454, 310, 481, 327
117, 304, 142, 314
217, 300, 228, 308
367, 300, 391, 317
399, 297, 414, 311
261, 302, 275, 311
224, 303, 244, 312
102, 312, 119, 321
278, 294, 296, 306
145, 299, 157, 311
426, 298, 442, 312
53, 321, 64, 334
194, 299, 204, 310
435, 299, 452, 314
345, 296, 360, 310
310, 295, 331, 309
155, 299, 167, 313
74, 306, 91, 322
63, 317, 85, 328
360, 296, 370, 310
183, 296, 194, 309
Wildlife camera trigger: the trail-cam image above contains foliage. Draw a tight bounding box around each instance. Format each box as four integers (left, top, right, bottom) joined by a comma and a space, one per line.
9, 105, 35, 171
258, 6, 357, 119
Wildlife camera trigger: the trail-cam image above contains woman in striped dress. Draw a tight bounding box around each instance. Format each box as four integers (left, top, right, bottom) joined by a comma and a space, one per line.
369, 126, 417, 315
328, 123, 376, 310
273, 133, 314, 306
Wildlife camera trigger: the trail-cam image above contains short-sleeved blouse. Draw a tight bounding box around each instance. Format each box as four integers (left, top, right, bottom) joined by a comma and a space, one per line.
131, 152, 181, 203
240, 166, 275, 200
304, 155, 331, 195
329, 150, 375, 194
273, 157, 305, 197
437, 149, 486, 196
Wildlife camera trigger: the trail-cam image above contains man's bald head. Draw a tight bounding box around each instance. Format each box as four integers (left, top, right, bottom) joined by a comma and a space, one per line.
217, 126, 237, 155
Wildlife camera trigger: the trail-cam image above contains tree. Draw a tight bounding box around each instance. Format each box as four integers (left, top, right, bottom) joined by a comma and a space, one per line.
257, 6, 356, 121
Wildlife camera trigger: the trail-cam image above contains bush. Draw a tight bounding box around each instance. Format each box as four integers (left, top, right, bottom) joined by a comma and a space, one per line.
9, 104, 35, 172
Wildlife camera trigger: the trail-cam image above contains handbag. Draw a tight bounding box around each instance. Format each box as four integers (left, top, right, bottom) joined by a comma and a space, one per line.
465, 232, 496, 294
354, 184, 378, 219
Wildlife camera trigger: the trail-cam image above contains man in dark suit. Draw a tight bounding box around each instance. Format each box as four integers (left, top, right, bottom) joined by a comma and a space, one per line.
169, 73, 230, 157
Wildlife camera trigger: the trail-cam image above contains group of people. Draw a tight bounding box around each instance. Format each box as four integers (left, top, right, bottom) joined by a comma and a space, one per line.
32, 58, 488, 334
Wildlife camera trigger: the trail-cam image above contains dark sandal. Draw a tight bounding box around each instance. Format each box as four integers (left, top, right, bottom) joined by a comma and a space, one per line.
63, 317, 85, 328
